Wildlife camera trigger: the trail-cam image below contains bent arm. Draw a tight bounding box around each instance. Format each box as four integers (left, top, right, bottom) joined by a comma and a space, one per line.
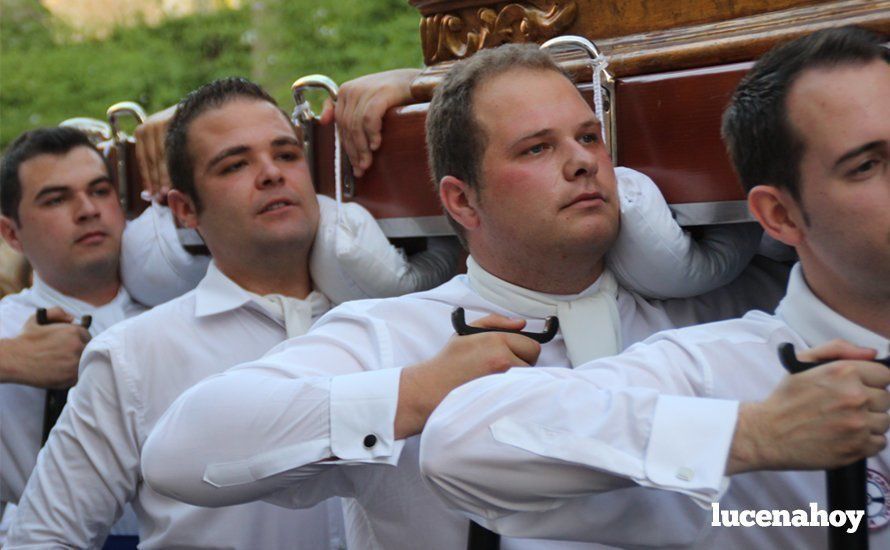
142, 314, 406, 508
6, 342, 140, 548
419, 338, 737, 541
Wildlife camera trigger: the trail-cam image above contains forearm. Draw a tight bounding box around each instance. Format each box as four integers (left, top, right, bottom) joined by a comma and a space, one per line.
420, 366, 738, 520
143, 365, 404, 507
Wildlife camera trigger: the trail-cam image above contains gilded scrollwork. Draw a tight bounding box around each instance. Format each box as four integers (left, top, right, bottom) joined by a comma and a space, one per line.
421, 1, 578, 65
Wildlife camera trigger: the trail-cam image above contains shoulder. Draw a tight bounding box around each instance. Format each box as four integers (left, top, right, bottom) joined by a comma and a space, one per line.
89, 291, 198, 352
636, 310, 793, 354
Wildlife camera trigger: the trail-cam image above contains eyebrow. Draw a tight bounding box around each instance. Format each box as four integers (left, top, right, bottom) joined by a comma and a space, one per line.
33, 175, 111, 201
510, 118, 601, 149
833, 140, 886, 169
205, 136, 303, 172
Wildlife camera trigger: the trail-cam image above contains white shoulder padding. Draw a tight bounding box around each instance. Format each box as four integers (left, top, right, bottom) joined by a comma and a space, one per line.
310, 196, 461, 305
606, 167, 761, 299
121, 204, 210, 306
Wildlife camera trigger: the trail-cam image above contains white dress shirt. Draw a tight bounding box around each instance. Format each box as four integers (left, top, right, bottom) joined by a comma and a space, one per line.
142, 259, 787, 550
6, 263, 345, 549
0, 275, 145, 539
422, 263, 890, 548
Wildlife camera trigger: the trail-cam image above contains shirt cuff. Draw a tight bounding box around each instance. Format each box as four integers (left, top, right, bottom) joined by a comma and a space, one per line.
330, 367, 403, 463
643, 395, 738, 506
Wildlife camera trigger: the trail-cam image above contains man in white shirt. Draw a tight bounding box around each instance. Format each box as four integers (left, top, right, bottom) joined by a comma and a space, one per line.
420, 26, 890, 548
141, 42, 885, 549
0, 127, 144, 542
5, 78, 355, 549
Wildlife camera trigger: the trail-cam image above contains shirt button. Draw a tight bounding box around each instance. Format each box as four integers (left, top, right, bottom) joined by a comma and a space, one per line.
676, 467, 694, 481
363, 434, 377, 448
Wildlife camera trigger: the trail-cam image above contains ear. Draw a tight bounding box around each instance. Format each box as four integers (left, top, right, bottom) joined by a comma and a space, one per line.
747, 184, 805, 247
439, 175, 481, 233
0, 216, 24, 254
166, 189, 199, 229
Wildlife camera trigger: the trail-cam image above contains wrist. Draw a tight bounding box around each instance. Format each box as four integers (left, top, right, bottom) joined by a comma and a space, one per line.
0, 339, 27, 384
727, 402, 770, 475
395, 365, 430, 439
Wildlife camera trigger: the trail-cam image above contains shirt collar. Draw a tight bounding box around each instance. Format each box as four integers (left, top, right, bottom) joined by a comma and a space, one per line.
194, 262, 257, 318
193, 261, 330, 322
30, 272, 134, 334
776, 263, 890, 355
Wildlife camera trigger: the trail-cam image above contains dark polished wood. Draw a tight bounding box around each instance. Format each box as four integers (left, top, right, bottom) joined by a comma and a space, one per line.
409, 0, 889, 100
615, 62, 753, 204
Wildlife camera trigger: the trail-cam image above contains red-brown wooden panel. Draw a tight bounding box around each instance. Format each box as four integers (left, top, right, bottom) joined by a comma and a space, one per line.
615, 61, 753, 204
315, 62, 757, 219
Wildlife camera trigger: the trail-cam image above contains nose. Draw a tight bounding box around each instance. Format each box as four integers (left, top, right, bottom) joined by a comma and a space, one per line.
256, 155, 285, 189
74, 192, 101, 223
563, 139, 599, 182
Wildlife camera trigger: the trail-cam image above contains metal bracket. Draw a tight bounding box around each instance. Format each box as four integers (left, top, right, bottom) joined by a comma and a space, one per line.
106, 101, 147, 212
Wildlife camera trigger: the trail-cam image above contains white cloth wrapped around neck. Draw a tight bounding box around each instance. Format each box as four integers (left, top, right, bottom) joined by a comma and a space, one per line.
466, 256, 621, 366
121, 197, 462, 307
607, 167, 762, 300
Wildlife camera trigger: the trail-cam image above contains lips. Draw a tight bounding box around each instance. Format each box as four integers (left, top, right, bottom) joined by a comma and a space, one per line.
75, 230, 107, 244
257, 198, 296, 215
565, 192, 604, 208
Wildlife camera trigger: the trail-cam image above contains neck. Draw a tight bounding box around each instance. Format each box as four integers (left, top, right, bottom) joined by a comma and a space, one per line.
214, 248, 313, 299
800, 260, 890, 340
469, 245, 605, 295
39, 269, 121, 307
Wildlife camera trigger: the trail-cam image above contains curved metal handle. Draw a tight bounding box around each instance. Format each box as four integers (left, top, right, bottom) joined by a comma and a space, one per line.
540, 35, 604, 59
291, 74, 356, 198
540, 35, 615, 159
58, 118, 112, 144
106, 101, 147, 143
291, 74, 339, 124
105, 101, 147, 212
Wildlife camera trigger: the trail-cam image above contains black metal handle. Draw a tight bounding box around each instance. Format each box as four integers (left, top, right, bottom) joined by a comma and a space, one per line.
467, 521, 500, 550
778, 342, 875, 550
451, 307, 559, 344
36, 308, 90, 444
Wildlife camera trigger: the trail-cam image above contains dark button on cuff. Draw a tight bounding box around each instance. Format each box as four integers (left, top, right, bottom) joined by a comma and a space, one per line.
363, 434, 377, 448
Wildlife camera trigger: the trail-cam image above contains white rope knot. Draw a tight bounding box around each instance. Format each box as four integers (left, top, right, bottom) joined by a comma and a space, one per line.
590, 52, 610, 147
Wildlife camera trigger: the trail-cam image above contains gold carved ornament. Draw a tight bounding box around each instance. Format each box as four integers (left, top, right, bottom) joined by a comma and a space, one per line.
421, 1, 578, 64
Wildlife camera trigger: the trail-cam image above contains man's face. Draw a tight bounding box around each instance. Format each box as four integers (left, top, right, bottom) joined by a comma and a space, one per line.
471, 68, 620, 261
184, 98, 319, 262
787, 59, 890, 291
1, 146, 124, 282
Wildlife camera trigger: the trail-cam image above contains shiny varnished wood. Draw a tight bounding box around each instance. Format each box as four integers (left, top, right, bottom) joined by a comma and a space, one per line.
615, 62, 753, 204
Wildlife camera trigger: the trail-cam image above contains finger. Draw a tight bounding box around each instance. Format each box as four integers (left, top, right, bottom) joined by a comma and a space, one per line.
135, 127, 154, 198
158, 149, 171, 196
866, 387, 890, 413
42, 307, 74, 324
319, 98, 335, 126
75, 326, 92, 344
867, 411, 890, 435
866, 434, 888, 457
501, 333, 542, 365
145, 126, 162, 196
797, 339, 877, 363
335, 94, 361, 177
348, 96, 373, 176
855, 361, 890, 389
470, 314, 526, 331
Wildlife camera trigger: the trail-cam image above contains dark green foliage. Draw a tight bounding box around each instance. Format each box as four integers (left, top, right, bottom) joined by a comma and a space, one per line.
0, 0, 422, 148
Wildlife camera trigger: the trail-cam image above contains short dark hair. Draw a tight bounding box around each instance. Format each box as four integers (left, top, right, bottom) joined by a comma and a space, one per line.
426, 43, 569, 244
165, 77, 283, 209
1, 127, 104, 224
722, 26, 889, 199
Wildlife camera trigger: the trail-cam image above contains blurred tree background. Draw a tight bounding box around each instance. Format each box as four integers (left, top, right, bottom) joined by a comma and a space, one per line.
0, 0, 423, 148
